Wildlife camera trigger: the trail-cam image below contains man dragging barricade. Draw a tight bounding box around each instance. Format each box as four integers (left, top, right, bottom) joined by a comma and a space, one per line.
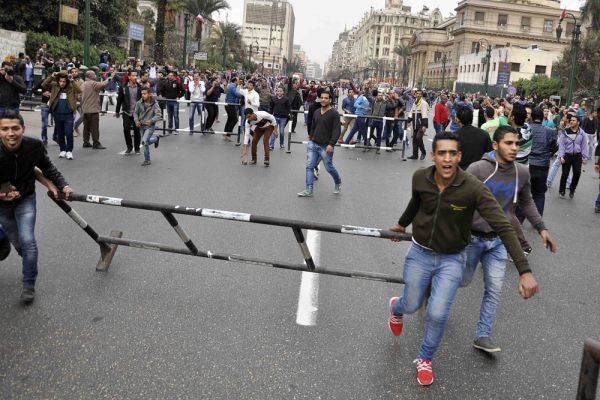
462, 125, 556, 354
387, 131, 538, 386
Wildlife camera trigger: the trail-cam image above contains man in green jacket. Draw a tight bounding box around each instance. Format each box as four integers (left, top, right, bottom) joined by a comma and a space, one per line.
387, 131, 538, 386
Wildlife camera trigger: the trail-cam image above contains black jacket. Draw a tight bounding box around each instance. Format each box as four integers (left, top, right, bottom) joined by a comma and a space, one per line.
116, 83, 142, 116
0, 137, 68, 206
160, 79, 185, 99
271, 96, 291, 118
456, 125, 493, 170
0, 74, 26, 107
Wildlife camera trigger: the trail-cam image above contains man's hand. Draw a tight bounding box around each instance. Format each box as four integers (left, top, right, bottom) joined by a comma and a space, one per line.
0, 191, 21, 202
114, 112, 120, 118
540, 229, 557, 253
388, 224, 406, 242
594, 164, 600, 173
326, 144, 334, 154
136, 122, 141, 128
560, 157, 565, 164
518, 272, 539, 299
583, 159, 587, 165
62, 186, 74, 201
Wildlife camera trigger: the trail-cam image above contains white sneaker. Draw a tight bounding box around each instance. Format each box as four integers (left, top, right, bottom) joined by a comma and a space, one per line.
66, 152, 73, 160
59, 151, 66, 158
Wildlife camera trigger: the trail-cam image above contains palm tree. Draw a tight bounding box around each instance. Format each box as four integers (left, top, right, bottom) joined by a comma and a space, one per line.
153, 0, 187, 64
205, 21, 244, 67
393, 43, 412, 86
581, 0, 600, 31
185, 0, 230, 44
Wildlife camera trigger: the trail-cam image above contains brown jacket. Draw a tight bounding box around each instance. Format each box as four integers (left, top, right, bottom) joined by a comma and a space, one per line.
41, 75, 81, 113
80, 78, 112, 114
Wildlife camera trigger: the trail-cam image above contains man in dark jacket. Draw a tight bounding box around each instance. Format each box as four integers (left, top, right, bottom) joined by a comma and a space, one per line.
387, 131, 538, 386
454, 106, 493, 169
115, 70, 142, 154
159, 71, 185, 132
0, 111, 74, 304
0, 62, 27, 113
286, 80, 302, 133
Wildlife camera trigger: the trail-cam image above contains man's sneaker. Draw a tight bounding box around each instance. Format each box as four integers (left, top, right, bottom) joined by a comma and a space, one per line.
93, 143, 106, 149
269, 146, 274, 150
20, 287, 35, 305
0, 237, 10, 261
154, 136, 160, 148
264, 160, 270, 167
280, 144, 285, 149
559, 192, 566, 199
297, 189, 313, 197
420, 153, 426, 160
313, 168, 319, 180
569, 190, 575, 199
333, 183, 342, 194
473, 336, 501, 353
82, 142, 92, 148
249, 160, 257, 165
414, 359, 433, 386
124, 149, 133, 155
134, 150, 141, 155
141, 160, 151, 166
523, 246, 533, 257
59, 151, 66, 158
66, 152, 73, 160
595, 206, 600, 213
388, 297, 403, 336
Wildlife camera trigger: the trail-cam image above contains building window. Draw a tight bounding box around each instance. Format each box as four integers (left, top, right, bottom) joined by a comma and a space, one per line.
544, 19, 553, 32
535, 65, 547, 75
497, 14, 508, 26
521, 16, 531, 30
471, 41, 479, 53
475, 12, 485, 25
383, 48, 389, 56
493, 62, 496, 71
468, 65, 471, 73
477, 64, 480, 72
383, 37, 390, 45
511, 62, 521, 72
434, 51, 441, 62
384, 26, 392, 34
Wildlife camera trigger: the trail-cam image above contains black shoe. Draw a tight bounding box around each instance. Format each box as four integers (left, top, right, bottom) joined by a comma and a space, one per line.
154, 136, 160, 148
82, 142, 92, 148
407, 156, 418, 160
473, 337, 501, 353
595, 206, 600, 213
124, 149, 132, 155
559, 192, 566, 199
569, 190, 575, 199
20, 287, 35, 305
523, 247, 533, 257
420, 153, 426, 160
93, 144, 106, 149
0, 237, 10, 261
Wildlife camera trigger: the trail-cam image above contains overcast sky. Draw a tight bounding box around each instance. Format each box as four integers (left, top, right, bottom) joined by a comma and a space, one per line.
213, 0, 583, 66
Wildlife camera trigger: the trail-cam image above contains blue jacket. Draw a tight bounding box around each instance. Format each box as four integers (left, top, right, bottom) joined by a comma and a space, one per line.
341, 96, 356, 114
225, 83, 240, 105
528, 122, 557, 167
353, 95, 370, 116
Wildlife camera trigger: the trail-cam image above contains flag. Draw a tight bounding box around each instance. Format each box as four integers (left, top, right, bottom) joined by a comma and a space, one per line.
560, 8, 567, 20
479, 40, 486, 49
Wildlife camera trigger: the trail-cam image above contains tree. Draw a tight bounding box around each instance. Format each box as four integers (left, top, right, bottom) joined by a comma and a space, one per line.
581, 0, 600, 31
394, 43, 412, 86
184, 0, 230, 42
154, 0, 168, 64
205, 21, 243, 68
580, 0, 600, 104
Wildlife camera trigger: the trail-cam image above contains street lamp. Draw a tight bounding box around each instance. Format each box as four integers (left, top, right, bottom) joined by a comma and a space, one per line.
556, 11, 581, 107
476, 38, 492, 95
182, 13, 191, 69
248, 41, 259, 70
441, 54, 447, 89
83, 0, 90, 66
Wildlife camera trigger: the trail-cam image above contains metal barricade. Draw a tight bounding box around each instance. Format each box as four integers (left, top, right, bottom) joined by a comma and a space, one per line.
577, 338, 600, 400
49, 192, 409, 284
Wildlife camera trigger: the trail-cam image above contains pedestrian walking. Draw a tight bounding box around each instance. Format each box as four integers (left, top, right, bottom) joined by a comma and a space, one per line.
134, 88, 162, 166
159, 72, 185, 134
81, 70, 114, 149
558, 114, 589, 198
269, 87, 291, 149
454, 106, 492, 169
115, 70, 142, 154
406, 89, 429, 160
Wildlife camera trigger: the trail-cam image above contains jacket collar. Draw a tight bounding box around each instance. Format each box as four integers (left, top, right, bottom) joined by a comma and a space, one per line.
425, 165, 466, 188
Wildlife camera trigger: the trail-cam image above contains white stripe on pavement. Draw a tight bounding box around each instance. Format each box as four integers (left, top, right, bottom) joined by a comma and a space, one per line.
296, 230, 320, 327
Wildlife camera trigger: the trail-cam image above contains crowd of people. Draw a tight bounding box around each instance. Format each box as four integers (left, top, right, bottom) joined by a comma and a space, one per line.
1, 45, 600, 386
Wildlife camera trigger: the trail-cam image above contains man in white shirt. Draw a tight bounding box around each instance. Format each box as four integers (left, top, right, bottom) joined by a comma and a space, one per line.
188, 72, 205, 134
237, 81, 260, 163
243, 108, 278, 167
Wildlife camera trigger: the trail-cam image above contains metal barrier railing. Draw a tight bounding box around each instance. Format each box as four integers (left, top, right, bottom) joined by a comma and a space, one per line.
577, 338, 600, 400
49, 192, 409, 284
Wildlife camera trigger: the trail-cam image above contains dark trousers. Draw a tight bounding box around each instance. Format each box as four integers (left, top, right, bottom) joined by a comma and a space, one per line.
83, 113, 100, 146
412, 127, 426, 157
224, 105, 238, 133
54, 113, 74, 152
205, 103, 218, 129
559, 154, 583, 193
371, 120, 384, 146
122, 114, 141, 151
290, 111, 298, 132
251, 126, 274, 161
517, 165, 549, 223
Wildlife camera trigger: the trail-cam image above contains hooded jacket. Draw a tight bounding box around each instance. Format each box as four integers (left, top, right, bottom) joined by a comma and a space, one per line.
467, 152, 546, 235
398, 165, 530, 274
42, 75, 81, 113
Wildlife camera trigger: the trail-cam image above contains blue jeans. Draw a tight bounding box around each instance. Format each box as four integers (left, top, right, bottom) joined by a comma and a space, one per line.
384, 121, 403, 147
305, 141, 341, 192
433, 121, 447, 134
303, 101, 312, 123
54, 113, 74, 152
259, 104, 271, 113
461, 236, 507, 338
188, 102, 203, 132
344, 116, 367, 144
391, 241, 465, 361
0, 106, 19, 113
371, 120, 383, 146
166, 100, 179, 129
270, 117, 288, 147
25, 80, 33, 98
40, 105, 50, 144
547, 156, 571, 187
142, 126, 157, 161
74, 104, 84, 130
0, 194, 38, 288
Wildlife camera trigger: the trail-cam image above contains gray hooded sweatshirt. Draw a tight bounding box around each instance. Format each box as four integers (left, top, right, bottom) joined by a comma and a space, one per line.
467, 152, 546, 234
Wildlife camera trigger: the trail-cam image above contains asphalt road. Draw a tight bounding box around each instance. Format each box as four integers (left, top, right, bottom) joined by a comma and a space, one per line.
1, 101, 599, 399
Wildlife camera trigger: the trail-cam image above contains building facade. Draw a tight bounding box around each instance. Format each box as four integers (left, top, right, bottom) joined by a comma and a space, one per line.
242, 0, 295, 74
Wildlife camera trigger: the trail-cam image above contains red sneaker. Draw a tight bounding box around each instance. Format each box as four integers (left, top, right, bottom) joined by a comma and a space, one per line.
388, 297, 403, 336
414, 359, 433, 386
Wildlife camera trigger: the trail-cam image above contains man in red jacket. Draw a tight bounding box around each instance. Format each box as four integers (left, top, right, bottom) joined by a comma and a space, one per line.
433, 94, 449, 134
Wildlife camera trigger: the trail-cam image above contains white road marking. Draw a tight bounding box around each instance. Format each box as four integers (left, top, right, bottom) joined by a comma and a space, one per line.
296, 230, 320, 326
